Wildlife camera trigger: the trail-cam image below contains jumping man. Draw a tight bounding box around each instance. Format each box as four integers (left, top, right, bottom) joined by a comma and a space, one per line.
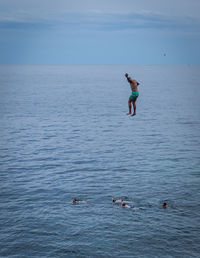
125, 73, 140, 116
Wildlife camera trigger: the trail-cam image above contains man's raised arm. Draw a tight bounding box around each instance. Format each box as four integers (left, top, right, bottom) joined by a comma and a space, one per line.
125, 73, 132, 83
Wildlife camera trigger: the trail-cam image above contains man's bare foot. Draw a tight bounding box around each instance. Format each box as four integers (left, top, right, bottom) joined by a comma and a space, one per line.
131, 113, 136, 116
127, 112, 131, 115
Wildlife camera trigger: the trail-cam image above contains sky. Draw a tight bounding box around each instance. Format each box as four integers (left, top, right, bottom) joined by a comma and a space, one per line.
0, 0, 200, 64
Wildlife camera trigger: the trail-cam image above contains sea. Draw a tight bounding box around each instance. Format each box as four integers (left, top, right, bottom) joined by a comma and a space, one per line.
0, 65, 199, 257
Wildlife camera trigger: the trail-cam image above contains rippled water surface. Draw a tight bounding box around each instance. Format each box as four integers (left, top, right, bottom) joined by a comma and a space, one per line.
0, 65, 200, 257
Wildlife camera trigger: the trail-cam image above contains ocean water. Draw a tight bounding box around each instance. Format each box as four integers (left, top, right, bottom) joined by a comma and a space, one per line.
0, 64, 199, 257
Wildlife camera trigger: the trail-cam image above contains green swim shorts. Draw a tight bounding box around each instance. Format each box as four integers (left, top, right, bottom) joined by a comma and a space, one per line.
130, 91, 139, 100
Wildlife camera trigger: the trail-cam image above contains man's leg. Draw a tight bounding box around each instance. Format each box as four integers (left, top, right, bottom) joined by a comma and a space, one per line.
127, 97, 132, 115
131, 99, 136, 116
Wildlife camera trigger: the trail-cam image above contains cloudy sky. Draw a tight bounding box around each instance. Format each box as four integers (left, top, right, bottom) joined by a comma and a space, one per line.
0, 0, 200, 64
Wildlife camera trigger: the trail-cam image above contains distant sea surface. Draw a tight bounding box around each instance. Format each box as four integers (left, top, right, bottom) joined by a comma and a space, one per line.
0, 65, 199, 257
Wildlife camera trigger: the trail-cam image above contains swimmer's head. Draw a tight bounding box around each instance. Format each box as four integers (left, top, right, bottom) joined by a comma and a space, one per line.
73, 198, 77, 203
122, 203, 126, 207
112, 197, 115, 202
162, 202, 167, 208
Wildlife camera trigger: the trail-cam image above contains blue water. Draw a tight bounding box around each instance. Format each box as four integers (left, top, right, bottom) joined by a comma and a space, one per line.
0, 65, 199, 257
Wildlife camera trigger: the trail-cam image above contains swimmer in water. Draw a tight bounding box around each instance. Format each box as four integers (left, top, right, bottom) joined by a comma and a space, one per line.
162, 202, 170, 208
121, 203, 135, 209
112, 197, 123, 203
112, 198, 137, 209
73, 198, 77, 203
112, 197, 134, 204
73, 198, 86, 204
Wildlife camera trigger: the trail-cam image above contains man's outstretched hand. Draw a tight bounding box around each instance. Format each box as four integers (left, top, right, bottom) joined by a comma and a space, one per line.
125, 73, 128, 78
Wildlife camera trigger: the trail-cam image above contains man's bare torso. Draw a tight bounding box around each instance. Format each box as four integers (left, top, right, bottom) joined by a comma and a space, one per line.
129, 79, 139, 92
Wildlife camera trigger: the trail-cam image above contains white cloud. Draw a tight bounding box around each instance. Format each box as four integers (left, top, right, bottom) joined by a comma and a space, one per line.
1, 0, 200, 22
1, 8, 199, 36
